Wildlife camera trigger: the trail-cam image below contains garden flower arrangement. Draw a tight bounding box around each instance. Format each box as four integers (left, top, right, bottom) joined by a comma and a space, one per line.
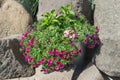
20, 5, 100, 73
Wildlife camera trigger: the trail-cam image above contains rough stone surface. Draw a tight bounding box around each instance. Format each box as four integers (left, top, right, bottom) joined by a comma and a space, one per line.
94, 0, 120, 77
0, 0, 32, 38
77, 65, 104, 80
0, 34, 35, 79
7, 65, 105, 80
37, 0, 93, 23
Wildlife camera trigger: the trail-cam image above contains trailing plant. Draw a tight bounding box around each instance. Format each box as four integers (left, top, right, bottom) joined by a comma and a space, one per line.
20, 5, 100, 73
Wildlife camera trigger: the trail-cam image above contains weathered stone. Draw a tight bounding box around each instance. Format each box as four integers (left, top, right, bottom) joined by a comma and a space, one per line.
77, 65, 104, 80
37, 0, 93, 23
0, 34, 35, 79
0, 0, 32, 38
94, 0, 120, 77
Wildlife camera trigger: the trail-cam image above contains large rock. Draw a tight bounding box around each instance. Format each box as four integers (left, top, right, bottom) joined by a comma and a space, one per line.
94, 0, 120, 77
0, 34, 35, 79
0, 0, 32, 38
37, 0, 93, 23
77, 65, 104, 80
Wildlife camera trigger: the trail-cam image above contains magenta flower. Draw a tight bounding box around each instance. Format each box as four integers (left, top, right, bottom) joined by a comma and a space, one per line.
87, 45, 94, 48
38, 60, 43, 65
19, 40, 23, 45
91, 34, 95, 39
61, 50, 65, 54
32, 64, 38, 68
76, 49, 82, 54
26, 48, 30, 52
48, 50, 53, 55
59, 64, 64, 69
83, 39, 88, 44
42, 69, 48, 73
96, 26, 99, 32
56, 62, 61, 65
22, 32, 29, 39
29, 58, 34, 62
28, 37, 34, 46
25, 55, 30, 62
92, 40, 97, 45
47, 59, 53, 66
54, 66, 59, 71
71, 50, 75, 54
54, 49, 60, 56
23, 52, 27, 56
38, 59, 45, 65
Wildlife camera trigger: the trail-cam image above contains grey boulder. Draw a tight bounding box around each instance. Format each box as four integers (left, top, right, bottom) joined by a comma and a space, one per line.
94, 0, 120, 77
0, 34, 35, 79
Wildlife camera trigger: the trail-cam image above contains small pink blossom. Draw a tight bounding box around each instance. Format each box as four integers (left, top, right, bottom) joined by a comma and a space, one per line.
28, 37, 34, 46
48, 50, 53, 55
83, 39, 88, 44
29, 58, 34, 62
25, 55, 30, 62
91, 34, 96, 39
59, 64, 64, 69
19, 40, 23, 45
32, 64, 38, 68
42, 69, 48, 73
38, 60, 43, 65
23, 52, 27, 56
54, 66, 59, 71
47, 59, 53, 66
87, 45, 95, 48
96, 26, 100, 32
61, 50, 65, 54
26, 48, 30, 52
64, 30, 70, 38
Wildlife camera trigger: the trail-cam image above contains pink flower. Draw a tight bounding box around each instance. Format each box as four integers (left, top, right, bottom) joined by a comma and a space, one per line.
38, 59, 45, 65
38, 60, 43, 65
71, 50, 75, 54
42, 69, 48, 73
56, 62, 60, 65
96, 26, 100, 32
19, 40, 23, 45
28, 37, 34, 46
64, 30, 70, 38
59, 64, 64, 69
91, 34, 96, 39
61, 50, 65, 54
83, 39, 88, 44
48, 50, 53, 55
76, 49, 82, 54
47, 59, 53, 66
23, 52, 27, 56
25, 55, 30, 62
54, 49, 60, 56
26, 48, 30, 52
22, 32, 29, 39
29, 58, 34, 62
72, 33, 77, 39
87, 45, 94, 48
32, 64, 38, 68
54, 66, 59, 71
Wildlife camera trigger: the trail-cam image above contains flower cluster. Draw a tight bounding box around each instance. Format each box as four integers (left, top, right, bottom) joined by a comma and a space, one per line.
20, 5, 100, 73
